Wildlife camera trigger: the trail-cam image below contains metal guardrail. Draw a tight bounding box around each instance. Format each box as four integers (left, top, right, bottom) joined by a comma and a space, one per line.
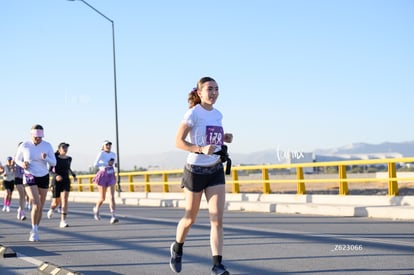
71, 157, 414, 196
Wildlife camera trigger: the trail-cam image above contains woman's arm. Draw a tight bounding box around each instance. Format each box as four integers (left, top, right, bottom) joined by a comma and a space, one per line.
93, 151, 104, 167
14, 146, 27, 169
68, 157, 76, 178
45, 143, 57, 167
224, 133, 233, 143
175, 123, 216, 155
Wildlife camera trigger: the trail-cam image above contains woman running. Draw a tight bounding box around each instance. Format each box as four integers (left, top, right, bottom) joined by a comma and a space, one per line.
170, 77, 233, 275
2, 157, 15, 213
92, 140, 119, 224
15, 124, 56, 242
47, 142, 76, 228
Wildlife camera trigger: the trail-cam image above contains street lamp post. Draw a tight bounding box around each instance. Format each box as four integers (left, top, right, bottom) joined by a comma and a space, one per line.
68, 0, 121, 195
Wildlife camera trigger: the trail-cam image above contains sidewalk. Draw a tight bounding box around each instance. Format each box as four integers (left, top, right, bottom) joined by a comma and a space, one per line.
63, 191, 414, 220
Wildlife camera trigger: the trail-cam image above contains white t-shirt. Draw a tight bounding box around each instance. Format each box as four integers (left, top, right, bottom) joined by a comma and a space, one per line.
94, 151, 117, 169
183, 104, 224, 166
3, 165, 15, 181
15, 140, 56, 177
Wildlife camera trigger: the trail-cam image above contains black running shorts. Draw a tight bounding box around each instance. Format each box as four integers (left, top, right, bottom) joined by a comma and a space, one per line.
181, 162, 225, 193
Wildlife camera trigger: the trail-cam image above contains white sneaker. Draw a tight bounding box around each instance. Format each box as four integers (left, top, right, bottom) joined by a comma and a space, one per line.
110, 217, 119, 224
2, 206, 6, 212
47, 209, 54, 219
29, 231, 35, 242
29, 230, 39, 242
93, 207, 100, 221
6, 206, 10, 212
59, 220, 69, 228
20, 209, 26, 221
17, 209, 25, 220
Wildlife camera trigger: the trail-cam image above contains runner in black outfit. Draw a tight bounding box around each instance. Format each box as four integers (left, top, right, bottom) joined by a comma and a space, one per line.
47, 142, 76, 228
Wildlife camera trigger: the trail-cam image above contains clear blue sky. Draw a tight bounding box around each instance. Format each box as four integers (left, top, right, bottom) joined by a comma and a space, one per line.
1, 0, 413, 170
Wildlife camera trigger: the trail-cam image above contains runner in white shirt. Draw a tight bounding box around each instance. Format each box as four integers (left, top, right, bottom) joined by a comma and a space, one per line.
15, 124, 56, 242
170, 77, 233, 275
92, 140, 119, 224
2, 157, 15, 212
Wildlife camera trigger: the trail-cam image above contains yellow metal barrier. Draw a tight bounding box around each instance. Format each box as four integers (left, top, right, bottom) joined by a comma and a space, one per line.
144, 174, 151, 192
296, 167, 306, 195
262, 168, 271, 194
231, 169, 240, 193
388, 162, 398, 196
71, 157, 414, 196
338, 165, 348, 195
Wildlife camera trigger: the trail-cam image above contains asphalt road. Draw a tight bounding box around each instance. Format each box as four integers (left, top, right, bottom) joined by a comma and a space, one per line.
1, 202, 413, 275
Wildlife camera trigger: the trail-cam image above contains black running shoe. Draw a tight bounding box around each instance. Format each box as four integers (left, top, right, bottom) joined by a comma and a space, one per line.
169, 242, 182, 273
211, 263, 230, 275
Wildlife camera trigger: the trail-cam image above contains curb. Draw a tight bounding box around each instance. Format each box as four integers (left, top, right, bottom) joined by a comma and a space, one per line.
2, 191, 414, 220
0, 245, 17, 258
38, 261, 83, 275
64, 192, 414, 220
69, 192, 414, 220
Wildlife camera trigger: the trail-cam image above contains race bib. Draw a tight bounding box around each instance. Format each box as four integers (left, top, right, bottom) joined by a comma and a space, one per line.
206, 126, 224, 145
23, 173, 35, 185
106, 167, 115, 175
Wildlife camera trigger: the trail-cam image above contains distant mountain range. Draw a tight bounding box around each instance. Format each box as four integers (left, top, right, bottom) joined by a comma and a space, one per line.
314, 141, 414, 162
118, 141, 414, 170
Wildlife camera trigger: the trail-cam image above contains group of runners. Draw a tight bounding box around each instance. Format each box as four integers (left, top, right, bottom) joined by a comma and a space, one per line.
2, 77, 233, 275
1, 125, 119, 243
